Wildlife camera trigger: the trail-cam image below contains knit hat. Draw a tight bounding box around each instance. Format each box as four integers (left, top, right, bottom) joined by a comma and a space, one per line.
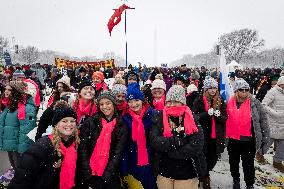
151, 79, 166, 91
234, 79, 250, 92
12, 70, 25, 79
112, 84, 127, 96
52, 101, 77, 127
56, 76, 71, 90
187, 84, 198, 94
97, 91, 118, 105
4, 70, 11, 75
277, 76, 284, 85
155, 74, 163, 80
166, 85, 186, 105
79, 67, 86, 73
92, 71, 104, 81
203, 77, 218, 90
9, 81, 28, 94
126, 82, 144, 101
78, 81, 94, 93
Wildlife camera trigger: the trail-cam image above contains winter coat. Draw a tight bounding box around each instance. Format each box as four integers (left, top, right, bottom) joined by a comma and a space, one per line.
0, 97, 37, 153
256, 83, 270, 102
262, 86, 284, 139
35, 107, 54, 140
150, 111, 207, 180
8, 136, 76, 189
163, 74, 172, 92
186, 91, 199, 110
77, 113, 128, 189
192, 95, 227, 154
32, 67, 47, 86
121, 107, 157, 189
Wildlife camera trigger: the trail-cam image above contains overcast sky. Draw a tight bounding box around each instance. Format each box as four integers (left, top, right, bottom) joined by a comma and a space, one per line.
1, 0, 284, 66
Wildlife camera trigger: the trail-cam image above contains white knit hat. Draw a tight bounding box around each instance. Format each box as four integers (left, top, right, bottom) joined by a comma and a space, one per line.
277, 76, 284, 85
234, 78, 250, 92
187, 84, 198, 94
166, 85, 186, 105
56, 76, 71, 89
151, 79, 166, 91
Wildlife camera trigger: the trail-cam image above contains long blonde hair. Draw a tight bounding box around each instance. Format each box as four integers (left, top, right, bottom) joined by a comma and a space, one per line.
51, 127, 80, 157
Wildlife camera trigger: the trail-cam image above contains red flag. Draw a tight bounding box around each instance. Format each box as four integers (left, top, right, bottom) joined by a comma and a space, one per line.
107, 4, 130, 36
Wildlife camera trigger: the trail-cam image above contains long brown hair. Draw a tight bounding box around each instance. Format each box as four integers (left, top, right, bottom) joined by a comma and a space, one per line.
204, 90, 222, 110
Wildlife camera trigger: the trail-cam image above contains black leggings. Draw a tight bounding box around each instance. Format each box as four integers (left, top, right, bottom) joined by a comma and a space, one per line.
228, 139, 256, 186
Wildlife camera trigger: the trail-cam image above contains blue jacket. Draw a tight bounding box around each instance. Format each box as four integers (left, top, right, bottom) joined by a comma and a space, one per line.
121, 107, 157, 189
0, 97, 37, 153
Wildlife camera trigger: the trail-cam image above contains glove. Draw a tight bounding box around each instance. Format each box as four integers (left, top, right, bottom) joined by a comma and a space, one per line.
208, 108, 214, 116
214, 110, 221, 117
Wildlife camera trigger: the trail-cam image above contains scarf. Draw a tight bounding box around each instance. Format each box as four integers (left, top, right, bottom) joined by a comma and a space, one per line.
74, 99, 97, 123
163, 105, 198, 137
1, 97, 9, 108
95, 82, 108, 91
90, 118, 117, 176
203, 96, 216, 139
47, 95, 54, 108
152, 95, 165, 111
117, 101, 127, 116
226, 97, 252, 140
128, 105, 149, 166
48, 135, 77, 189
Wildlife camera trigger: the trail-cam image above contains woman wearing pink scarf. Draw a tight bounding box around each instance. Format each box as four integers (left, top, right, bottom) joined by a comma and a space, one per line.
150, 79, 166, 111
77, 91, 127, 189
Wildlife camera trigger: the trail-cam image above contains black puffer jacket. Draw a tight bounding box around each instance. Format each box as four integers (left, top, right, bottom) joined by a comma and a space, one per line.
8, 136, 76, 189
192, 95, 227, 154
149, 111, 207, 180
77, 113, 128, 189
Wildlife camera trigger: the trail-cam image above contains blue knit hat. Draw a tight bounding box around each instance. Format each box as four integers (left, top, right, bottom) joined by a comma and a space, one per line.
12, 70, 25, 79
126, 82, 144, 101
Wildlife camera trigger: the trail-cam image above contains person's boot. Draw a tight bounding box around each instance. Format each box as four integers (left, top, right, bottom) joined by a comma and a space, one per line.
203, 176, 211, 189
255, 152, 267, 164
273, 161, 284, 173
233, 178, 240, 189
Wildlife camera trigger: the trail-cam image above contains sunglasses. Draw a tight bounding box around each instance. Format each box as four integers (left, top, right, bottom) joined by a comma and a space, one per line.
238, 89, 250, 92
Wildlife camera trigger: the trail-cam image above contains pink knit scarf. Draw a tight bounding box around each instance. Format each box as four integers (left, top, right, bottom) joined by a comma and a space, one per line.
203, 96, 216, 138
117, 101, 127, 116
163, 105, 198, 137
128, 106, 149, 166
152, 95, 165, 111
48, 135, 77, 189
90, 118, 116, 176
74, 99, 97, 123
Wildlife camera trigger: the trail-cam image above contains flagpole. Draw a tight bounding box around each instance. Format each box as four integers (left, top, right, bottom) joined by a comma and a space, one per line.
125, 10, 128, 68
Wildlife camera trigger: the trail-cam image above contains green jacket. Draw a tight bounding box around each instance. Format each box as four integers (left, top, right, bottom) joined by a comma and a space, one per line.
0, 97, 37, 153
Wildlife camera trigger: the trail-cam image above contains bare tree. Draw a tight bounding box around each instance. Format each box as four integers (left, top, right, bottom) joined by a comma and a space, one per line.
19, 46, 39, 64
0, 36, 9, 56
218, 28, 264, 62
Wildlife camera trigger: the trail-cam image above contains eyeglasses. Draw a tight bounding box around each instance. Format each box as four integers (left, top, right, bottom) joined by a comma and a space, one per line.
238, 89, 250, 92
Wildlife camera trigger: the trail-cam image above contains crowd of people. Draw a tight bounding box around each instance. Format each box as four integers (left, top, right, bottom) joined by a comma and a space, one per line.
0, 62, 283, 189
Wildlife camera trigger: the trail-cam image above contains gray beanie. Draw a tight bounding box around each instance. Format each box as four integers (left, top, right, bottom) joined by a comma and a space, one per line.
234, 79, 250, 92
166, 85, 186, 105
112, 84, 127, 96
203, 77, 218, 90
97, 91, 119, 105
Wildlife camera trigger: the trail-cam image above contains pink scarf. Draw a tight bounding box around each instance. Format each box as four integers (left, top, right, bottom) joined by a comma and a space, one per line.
48, 135, 77, 189
163, 106, 198, 137
1, 97, 26, 119
1, 97, 9, 108
152, 95, 165, 111
203, 96, 216, 138
47, 95, 54, 108
128, 106, 149, 166
226, 97, 252, 140
117, 101, 127, 116
74, 99, 97, 123
95, 82, 108, 91
90, 118, 117, 176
